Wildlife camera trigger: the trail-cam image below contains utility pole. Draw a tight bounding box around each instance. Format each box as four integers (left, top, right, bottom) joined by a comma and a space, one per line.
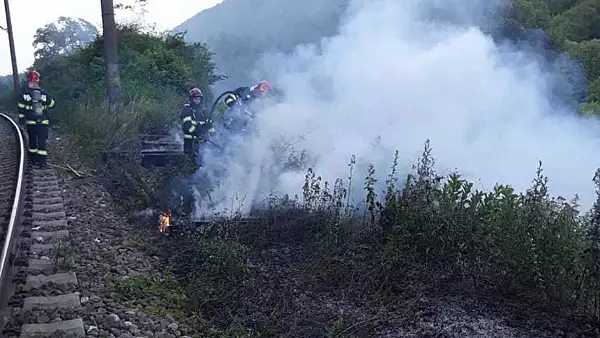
100, 0, 121, 113
2, 0, 20, 97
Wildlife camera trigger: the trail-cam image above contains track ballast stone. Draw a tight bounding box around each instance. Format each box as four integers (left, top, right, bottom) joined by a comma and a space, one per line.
54, 168, 193, 337
3, 166, 85, 338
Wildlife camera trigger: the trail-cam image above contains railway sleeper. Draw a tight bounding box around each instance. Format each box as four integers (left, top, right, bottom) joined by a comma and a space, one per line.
2, 165, 84, 338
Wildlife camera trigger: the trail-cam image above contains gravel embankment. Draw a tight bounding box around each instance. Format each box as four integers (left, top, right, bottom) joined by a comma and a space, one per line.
56, 172, 192, 338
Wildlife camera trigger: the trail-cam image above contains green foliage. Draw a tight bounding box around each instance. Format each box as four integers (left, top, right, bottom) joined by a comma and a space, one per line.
38, 23, 220, 111
113, 273, 188, 319
545, 0, 580, 15
569, 39, 600, 104
547, 0, 600, 44
511, 0, 600, 102
33, 23, 221, 163
155, 228, 251, 333
149, 140, 600, 334
182, 237, 249, 319
0, 73, 26, 109
32, 16, 98, 66
325, 313, 350, 338
0, 76, 14, 110
580, 100, 600, 116
292, 141, 600, 318
568, 39, 600, 82
25, 1, 600, 333
513, 0, 552, 29
588, 77, 600, 101
26, 21, 223, 213
115, 0, 148, 12
0, 75, 11, 95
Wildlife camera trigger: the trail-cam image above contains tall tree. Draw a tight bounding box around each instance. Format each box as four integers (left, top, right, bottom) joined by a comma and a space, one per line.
0, 75, 12, 95
32, 16, 98, 62
101, 0, 121, 113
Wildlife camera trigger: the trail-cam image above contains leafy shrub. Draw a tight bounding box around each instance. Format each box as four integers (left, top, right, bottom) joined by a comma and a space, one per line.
35, 23, 221, 163
269, 140, 600, 318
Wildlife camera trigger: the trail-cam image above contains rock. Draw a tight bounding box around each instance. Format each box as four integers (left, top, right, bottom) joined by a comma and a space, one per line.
124, 321, 138, 332
106, 312, 121, 324
167, 322, 179, 332
36, 171, 192, 338
156, 331, 176, 338
36, 315, 50, 324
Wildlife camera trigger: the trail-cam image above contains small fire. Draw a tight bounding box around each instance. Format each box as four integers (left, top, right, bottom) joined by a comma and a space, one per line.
158, 209, 172, 236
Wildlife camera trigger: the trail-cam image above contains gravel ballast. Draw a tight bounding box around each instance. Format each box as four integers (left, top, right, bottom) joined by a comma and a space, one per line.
57, 173, 192, 338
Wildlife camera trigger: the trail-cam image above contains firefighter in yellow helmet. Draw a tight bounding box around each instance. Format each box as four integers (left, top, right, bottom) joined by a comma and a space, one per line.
17, 70, 56, 167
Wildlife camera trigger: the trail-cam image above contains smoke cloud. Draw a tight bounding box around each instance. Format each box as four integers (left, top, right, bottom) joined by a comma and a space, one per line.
192, 0, 600, 218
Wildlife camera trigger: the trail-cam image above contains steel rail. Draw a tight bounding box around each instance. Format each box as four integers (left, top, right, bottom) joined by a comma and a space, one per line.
0, 112, 25, 289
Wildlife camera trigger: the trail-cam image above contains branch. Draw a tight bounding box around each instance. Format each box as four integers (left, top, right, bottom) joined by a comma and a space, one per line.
0, 25, 6, 31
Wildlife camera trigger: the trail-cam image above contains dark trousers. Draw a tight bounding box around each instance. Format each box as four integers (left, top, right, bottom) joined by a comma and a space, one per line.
26, 124, 49, 165
183, 137, 206, 166
183, 137, 196, 155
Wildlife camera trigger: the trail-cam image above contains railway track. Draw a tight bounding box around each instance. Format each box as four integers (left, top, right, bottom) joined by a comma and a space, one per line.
0, 114, 85, 337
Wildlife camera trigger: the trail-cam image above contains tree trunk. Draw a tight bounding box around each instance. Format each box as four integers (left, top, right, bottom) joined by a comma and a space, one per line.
100, 0, 121, 113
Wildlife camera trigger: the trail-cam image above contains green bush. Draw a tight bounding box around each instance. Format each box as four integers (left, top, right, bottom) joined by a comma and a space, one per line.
33, 23, 221, 164
284, 140, 600, 317
511, 0, 599, 103
152, 140, 600, 334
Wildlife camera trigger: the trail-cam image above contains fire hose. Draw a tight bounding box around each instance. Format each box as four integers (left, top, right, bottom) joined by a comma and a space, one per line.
199, 90, 239, 150
204, 138, 222, 149
209, 90, 238, 119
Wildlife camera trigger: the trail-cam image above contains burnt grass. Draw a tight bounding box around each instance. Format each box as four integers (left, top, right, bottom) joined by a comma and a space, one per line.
134, 210, 599, 338
93, 144, 600, 337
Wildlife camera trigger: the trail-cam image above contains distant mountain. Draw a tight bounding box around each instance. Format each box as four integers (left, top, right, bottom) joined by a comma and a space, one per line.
172, 0, 349, 92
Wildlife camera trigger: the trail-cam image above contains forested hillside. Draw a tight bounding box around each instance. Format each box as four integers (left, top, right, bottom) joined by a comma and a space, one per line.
173, 0, 348, 91
511, 0, 600, 110
175, 0, 599, 110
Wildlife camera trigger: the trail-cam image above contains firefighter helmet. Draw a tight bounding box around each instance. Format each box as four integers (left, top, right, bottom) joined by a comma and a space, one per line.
255, 80, 272, 94
189, 87, 204, 98
27, 70, 41, 83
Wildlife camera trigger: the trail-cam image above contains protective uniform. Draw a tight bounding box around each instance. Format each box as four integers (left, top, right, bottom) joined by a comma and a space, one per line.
179, 88, 211, 156
223, 80, 272, 108
17, 71, 56, 166
222, 80, 272, 131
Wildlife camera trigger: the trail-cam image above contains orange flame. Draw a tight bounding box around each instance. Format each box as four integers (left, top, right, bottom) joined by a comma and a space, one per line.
157, 210, 171, 236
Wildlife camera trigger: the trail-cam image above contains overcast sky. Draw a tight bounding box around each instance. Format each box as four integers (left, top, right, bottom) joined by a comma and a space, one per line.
0, 0, 223, 75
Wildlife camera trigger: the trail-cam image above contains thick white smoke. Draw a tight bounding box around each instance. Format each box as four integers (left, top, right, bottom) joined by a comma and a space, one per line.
193, 0, 600, 218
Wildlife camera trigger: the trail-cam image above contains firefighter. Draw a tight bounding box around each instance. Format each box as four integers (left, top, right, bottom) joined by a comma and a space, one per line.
179, 88, 212, 157
221, 80, 272, 131
17, 70, 56, 167
223, 80, 272, 108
